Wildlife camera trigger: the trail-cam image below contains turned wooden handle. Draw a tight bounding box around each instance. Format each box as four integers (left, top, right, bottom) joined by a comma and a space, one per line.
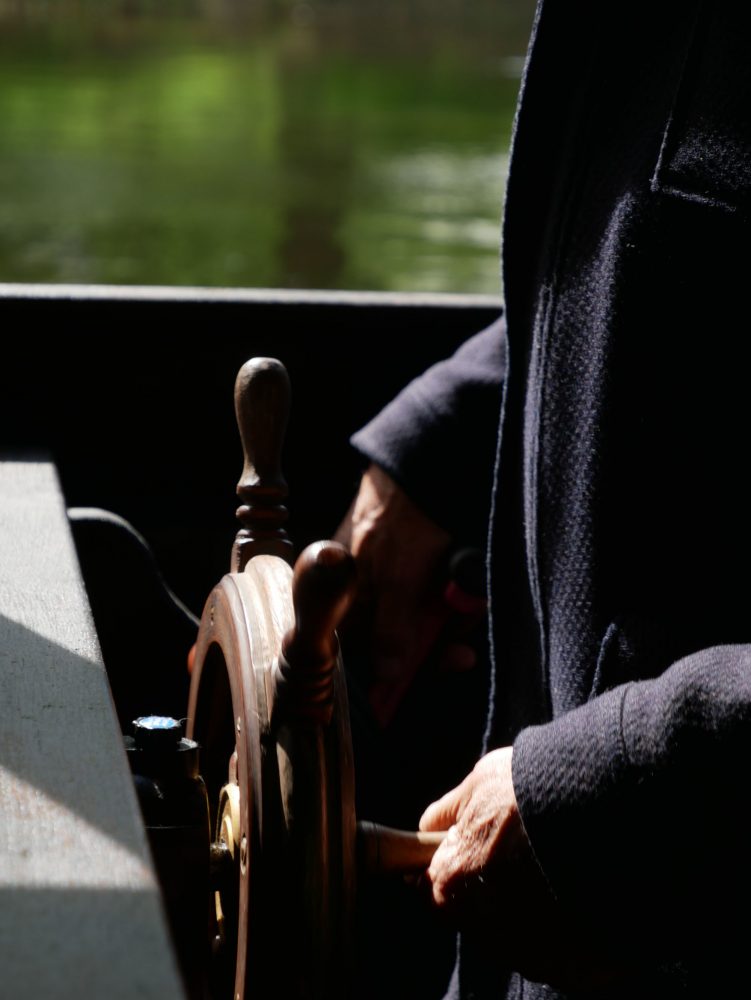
275, 541, 357, 724
356, 821, 447, 875
285, 541, 357, 659
232, 357, 294, 570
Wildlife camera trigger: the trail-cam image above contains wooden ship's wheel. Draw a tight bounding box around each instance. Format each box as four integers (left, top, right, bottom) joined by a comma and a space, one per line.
186, 359, 443, 1000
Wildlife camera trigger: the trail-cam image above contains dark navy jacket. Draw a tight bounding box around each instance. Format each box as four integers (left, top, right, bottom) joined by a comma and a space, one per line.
354, 1, 751, 997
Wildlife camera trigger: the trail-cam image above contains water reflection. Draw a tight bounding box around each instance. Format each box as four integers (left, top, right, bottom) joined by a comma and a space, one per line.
0, 0, 534, 293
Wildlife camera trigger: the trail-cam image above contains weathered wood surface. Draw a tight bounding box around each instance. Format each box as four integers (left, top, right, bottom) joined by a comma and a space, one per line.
0, 459, 184, 999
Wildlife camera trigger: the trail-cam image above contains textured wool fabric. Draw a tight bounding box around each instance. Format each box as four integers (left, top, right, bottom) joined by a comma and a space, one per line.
352, 318, 506, 546
351, 1, 751, 997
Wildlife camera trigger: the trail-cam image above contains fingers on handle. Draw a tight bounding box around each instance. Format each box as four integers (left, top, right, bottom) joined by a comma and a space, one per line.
419, 779, 466, 833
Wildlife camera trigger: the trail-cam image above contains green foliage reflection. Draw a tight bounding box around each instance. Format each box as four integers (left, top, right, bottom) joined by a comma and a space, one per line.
0, 0, 533, 292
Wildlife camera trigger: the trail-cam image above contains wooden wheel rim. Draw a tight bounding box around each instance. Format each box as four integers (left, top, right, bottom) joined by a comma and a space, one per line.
187, 561, 293, 1000
187, 553, 356, 999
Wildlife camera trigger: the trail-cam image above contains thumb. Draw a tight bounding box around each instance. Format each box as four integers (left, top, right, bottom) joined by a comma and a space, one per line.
419, 777, 468, 832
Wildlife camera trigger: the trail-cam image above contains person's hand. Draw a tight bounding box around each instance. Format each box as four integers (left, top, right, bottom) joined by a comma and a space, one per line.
420, 748, 623, 990
420, 747, 528, 909
334, 463, 477, 727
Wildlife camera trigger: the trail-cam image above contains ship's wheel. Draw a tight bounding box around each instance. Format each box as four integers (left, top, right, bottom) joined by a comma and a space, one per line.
186, 358, 443, 1000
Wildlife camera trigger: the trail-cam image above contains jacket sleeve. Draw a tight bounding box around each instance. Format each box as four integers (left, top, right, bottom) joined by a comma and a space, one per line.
350, 315, 506, 542
511, 643, 751, 962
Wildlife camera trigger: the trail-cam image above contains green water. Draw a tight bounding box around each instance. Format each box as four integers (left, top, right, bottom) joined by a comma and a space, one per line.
0, 1, 534, 293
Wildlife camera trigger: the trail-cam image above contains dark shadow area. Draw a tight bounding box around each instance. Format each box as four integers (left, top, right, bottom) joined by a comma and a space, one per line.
69, 507, 198, 730
346, 621, 490, 1000
0, 288, 500, 617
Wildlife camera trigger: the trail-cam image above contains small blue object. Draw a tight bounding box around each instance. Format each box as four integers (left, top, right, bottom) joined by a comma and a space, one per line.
132, 716, 184, 749
136, 716, 181, 731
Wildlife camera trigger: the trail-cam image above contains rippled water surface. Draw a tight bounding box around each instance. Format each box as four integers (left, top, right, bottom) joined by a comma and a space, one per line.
0, 1, 535, 292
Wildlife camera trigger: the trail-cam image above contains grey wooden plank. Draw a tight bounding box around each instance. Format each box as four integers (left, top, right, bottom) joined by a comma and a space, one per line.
0, 459, 185, 999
